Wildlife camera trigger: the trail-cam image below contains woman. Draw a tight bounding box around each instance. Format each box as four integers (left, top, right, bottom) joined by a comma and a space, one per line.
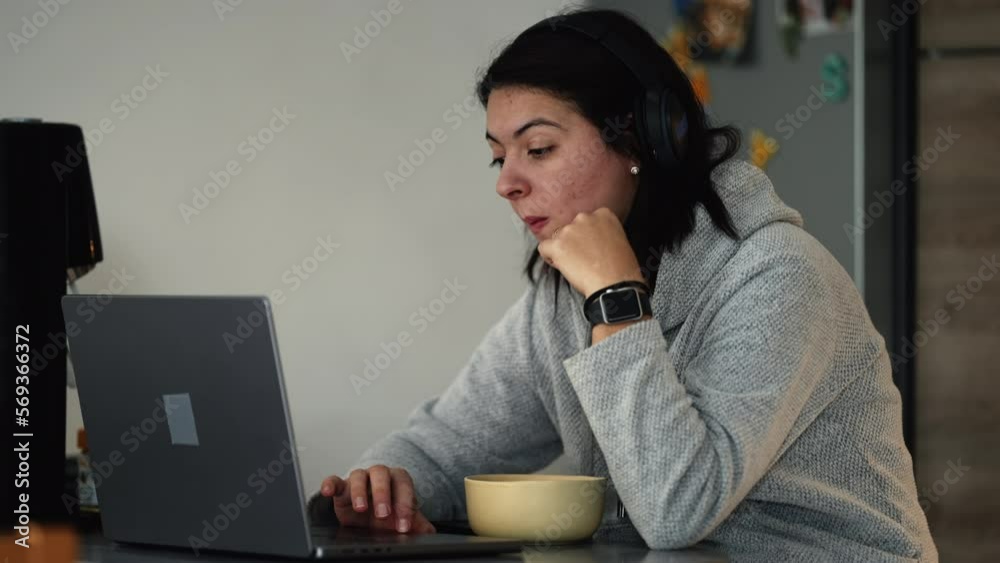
320, 8, 937, 562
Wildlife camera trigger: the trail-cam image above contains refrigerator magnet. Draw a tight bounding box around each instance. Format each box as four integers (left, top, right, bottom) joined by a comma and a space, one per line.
821, 53, 850, 103
777, 0, 854, 58
750, 129, 779, 170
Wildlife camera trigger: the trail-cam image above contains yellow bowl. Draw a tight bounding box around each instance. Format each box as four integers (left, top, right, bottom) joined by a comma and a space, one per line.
464, 474, 606, 542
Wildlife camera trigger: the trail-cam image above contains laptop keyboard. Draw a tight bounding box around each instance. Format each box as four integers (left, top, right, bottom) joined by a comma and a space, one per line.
312, 526, 414, 545
311, 520, 474, 539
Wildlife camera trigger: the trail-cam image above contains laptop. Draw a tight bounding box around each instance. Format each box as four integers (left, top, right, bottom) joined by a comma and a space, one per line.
61, 295, 527, 559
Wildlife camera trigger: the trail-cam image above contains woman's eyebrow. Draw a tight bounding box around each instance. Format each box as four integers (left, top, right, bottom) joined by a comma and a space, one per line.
485, 118, 565, 144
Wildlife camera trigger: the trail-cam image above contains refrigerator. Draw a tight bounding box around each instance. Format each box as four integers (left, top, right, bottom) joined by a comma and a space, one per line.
591, 0, 918, 450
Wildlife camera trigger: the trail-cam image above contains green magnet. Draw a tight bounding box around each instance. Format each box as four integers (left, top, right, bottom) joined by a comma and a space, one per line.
821, 53, 850, 102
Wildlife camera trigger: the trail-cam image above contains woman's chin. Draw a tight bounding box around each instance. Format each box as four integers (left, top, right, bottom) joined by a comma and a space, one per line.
532, 221, 557, 240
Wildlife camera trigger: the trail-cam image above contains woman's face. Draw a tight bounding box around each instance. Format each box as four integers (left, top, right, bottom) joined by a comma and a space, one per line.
485, 87, 639, 240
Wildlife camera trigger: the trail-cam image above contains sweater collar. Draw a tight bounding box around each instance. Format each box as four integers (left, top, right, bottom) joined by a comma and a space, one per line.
650, 160, 803, 333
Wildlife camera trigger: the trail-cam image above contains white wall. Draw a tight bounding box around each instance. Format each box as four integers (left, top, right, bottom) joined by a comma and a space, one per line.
2, 0, 579, 493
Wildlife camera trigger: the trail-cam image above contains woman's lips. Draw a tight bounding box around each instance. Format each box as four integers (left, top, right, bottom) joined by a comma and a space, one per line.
525, 217, 549, 233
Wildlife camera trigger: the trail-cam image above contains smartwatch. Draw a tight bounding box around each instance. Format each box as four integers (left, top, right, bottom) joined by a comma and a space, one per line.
583, 281, 652, 326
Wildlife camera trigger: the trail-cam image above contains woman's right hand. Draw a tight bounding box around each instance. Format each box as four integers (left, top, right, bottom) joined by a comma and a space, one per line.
320, 465, 437, 534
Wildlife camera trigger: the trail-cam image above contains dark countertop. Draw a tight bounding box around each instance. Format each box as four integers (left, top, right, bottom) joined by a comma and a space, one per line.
51, 497, 729, 562
73, 532, 729, 563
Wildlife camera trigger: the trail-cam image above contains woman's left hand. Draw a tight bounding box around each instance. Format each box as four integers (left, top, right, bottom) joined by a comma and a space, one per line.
537, 207, 647, 298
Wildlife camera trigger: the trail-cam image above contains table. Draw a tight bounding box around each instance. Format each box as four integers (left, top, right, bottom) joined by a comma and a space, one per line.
74, 533, 729, 562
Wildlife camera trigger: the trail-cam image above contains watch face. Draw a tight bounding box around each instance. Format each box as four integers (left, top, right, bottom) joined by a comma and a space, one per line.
600, 288, 642, 323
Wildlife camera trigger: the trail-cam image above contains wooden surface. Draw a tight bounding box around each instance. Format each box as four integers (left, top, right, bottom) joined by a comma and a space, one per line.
920, 0, 1000, 49
916, 56, 1000, 561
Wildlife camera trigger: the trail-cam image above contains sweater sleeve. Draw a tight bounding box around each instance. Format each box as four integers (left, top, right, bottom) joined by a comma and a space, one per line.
347, 286, 563, 521
562, 255, 840, 549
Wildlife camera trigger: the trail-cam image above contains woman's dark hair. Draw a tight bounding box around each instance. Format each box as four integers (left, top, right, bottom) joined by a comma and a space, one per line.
475, 8, 740, 302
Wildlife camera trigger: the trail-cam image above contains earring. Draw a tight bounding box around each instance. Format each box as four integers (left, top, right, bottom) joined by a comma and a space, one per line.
629, 165, 640, 176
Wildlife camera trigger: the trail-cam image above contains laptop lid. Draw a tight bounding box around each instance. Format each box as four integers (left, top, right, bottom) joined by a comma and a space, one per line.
62, 295, 314, 558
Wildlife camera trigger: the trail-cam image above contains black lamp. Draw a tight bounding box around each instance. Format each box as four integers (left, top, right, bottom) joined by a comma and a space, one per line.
1, 118, 103, 527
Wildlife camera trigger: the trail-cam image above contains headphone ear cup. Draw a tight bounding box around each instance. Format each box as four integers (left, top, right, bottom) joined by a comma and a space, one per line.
638, 88, 676, 171
630, 93, 652, 164
660, 87, 688, 166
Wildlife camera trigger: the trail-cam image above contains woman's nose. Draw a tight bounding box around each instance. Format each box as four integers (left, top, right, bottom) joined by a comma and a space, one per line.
496, 162, 530, 200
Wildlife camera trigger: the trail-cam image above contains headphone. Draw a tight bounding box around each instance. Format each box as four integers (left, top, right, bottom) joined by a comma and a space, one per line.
523, 16, 689, 172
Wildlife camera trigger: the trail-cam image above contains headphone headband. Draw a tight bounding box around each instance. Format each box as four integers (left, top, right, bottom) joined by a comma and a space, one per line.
525, 17, 663, 91
523, 15, 687, 171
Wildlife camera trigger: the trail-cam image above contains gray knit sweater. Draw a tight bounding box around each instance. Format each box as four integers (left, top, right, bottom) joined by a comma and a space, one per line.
349, 160, 938, 562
